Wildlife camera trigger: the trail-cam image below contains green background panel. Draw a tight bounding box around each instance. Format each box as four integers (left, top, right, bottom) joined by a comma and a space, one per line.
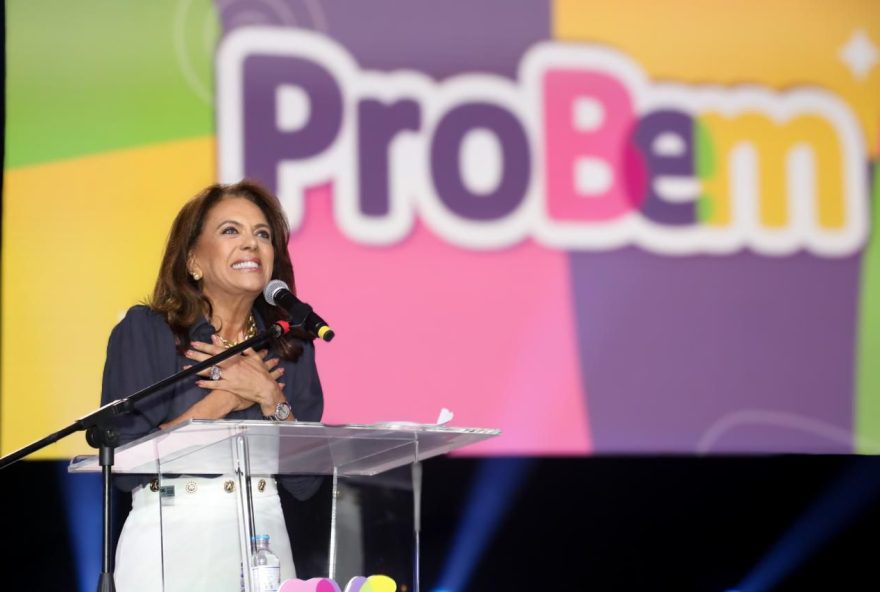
856, 161, 880, 451
5, 0, 218, 168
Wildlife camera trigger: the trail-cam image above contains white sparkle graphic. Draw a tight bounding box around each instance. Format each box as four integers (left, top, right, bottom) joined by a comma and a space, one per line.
839, 29, 878, 80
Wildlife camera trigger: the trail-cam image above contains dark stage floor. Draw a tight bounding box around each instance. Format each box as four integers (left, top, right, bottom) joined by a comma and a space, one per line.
4, 455, 880, 591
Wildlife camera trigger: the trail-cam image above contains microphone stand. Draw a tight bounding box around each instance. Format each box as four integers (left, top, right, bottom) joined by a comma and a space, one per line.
0, 321, 290, 592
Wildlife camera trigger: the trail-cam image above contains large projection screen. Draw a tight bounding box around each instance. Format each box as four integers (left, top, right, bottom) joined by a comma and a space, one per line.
3, 0, 879, 459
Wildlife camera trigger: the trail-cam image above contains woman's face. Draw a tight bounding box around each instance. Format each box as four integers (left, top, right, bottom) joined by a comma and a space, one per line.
189, 196, 275, 302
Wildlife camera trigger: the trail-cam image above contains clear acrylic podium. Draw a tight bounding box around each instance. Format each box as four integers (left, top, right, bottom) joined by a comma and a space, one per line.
69, 419, 500, 591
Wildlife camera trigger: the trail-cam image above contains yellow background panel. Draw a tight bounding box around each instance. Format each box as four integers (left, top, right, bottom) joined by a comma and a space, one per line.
2, 137, 215, 458
554, 0, 880, 145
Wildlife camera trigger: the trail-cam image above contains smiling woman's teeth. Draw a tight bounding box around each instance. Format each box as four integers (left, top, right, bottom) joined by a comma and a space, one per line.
232, 261, 259, 269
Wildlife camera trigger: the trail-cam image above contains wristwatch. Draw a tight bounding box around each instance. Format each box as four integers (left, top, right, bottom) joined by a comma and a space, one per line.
265, 401, 292, 421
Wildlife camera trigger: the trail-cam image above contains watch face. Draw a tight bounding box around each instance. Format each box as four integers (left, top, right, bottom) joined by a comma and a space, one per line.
275, 402, 291, 421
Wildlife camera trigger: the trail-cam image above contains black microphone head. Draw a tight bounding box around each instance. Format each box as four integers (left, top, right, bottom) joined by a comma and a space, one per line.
263, 279, 289, 306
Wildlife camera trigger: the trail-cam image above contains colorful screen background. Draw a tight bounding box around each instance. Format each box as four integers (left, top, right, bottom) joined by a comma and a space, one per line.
2, 0, 879, 459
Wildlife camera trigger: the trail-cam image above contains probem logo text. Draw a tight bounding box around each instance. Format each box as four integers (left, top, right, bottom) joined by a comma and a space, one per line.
218, 28, 871, 257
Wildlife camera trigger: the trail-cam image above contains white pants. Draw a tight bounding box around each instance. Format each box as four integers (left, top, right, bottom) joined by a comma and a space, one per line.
114, 476, 296, 592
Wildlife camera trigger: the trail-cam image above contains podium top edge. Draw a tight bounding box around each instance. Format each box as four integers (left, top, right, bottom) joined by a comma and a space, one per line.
67, 419, 501, 474
182, 419, 502, 435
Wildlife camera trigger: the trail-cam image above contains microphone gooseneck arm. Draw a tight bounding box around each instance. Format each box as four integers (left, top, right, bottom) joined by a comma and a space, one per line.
0, 320, 290, 468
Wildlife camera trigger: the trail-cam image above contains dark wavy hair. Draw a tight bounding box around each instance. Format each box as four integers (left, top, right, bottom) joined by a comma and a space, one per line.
149, 180, 306, 360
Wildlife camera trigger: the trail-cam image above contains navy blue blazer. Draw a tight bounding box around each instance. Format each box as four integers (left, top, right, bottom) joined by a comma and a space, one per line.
101, 305, 324, 499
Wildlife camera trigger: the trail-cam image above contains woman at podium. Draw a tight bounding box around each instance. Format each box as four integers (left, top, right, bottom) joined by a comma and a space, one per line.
100, 180, 324, 590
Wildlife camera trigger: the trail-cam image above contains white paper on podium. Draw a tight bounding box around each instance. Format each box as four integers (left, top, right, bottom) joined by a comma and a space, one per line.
368, 408, 455, 429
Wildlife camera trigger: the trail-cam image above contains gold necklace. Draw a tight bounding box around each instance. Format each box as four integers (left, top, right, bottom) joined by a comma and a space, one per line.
215, 314, 257, 348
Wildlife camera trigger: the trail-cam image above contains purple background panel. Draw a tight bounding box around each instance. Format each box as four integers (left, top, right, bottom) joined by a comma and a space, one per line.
569, 248, 861, 453
219, 0, 551, 80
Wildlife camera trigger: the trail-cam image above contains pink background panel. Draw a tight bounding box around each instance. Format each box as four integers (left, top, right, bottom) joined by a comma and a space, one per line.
289, 184, 592, 455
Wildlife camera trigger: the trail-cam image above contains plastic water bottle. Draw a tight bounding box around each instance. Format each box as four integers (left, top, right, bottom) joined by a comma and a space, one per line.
250, 534, 281, 591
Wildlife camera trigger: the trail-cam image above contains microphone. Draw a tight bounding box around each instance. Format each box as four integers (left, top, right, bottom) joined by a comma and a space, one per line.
263, 280, 335, 342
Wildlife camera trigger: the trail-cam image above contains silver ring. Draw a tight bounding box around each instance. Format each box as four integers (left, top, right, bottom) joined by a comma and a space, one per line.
209, 365, 221, 381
